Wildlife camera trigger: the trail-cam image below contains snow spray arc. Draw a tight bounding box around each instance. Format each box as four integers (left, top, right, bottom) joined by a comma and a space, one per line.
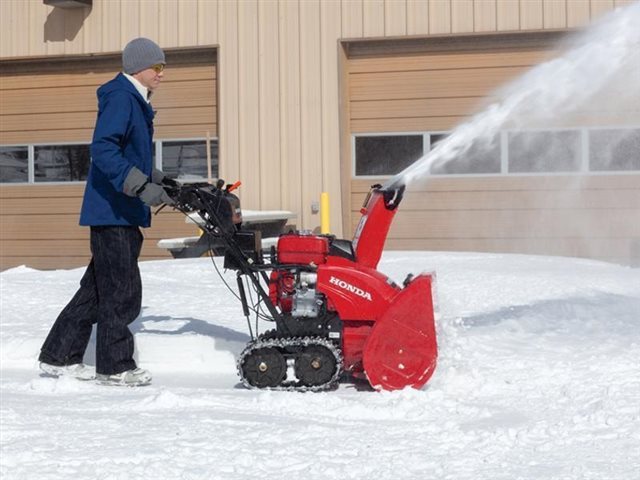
383, 2, 640, 189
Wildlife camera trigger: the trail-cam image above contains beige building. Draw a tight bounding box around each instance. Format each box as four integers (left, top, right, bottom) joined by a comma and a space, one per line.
1, 0, 638, 270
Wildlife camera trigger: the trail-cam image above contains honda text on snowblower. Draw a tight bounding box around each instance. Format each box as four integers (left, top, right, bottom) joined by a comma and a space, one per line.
163, 180, 438, 392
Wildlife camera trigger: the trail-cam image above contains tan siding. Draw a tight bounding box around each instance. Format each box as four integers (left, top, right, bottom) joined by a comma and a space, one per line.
217, 0, 240, 183
407, 0, 430, 35
179, 0, 199, 47
237, 0, 261, 208
10, 1, 30, 57
353, 209, 640, 240
520, 0, 544, 29
384, 0, 407, 36
0, 52, 218, 145
154, 123, 216, 140
543, 0, 567, 29
139, 0, 159, 41
321, 1, 344, 235
350, 116, 465, 133
497, 0, 520, 30
350, 176, 640, 265
2, 213, 90, 240
385, 238, 634, 265
348, 49, 552, 72
159, 0, 179, 48
1, 129, 93, 145
3, 111, 97, 135
567, 0, 591, 28
258, 0, 282, 210
350, 97, 486, 121
45, 4, 66, 56
452, 0, 474, 33
120, 0, 140, 48
198, 0, 219, 45
351, 172, 640, 192
2, 85, 104, 115
341, 0, 364, 38
1, 1, 14, 55
0, 1, 613, 57
28, 0, 48, 56
299, 0, 323, 228
474, 0, 497, 32
350, 186, 640, 211
0, 184, 88, 270
363, 0, 385, 37
0, 64, 216, 89
65, 8, 87, 55
347, 35, 560, 135
429, 0, 452, 34
590, 0, 616, 17
101, 0, 121, 52
349, 66, 531, 101
351, 113, 630, 134
338, 44, 352, 237
0, 184, 203, 270
278, 0, 302, 226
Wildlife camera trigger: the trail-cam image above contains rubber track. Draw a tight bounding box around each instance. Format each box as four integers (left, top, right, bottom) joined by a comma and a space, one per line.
237, 336, 343, 392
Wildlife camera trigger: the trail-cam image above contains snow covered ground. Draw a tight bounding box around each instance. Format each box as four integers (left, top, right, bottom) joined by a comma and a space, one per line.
1, 251, 639, 480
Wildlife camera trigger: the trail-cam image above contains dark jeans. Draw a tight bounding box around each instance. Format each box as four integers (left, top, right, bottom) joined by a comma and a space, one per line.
39, 226, 143, 375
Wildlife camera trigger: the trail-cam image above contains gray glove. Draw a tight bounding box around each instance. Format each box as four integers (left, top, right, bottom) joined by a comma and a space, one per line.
139, 182, 174, 206
151, 168, 166, 184
152, 168, 180, 188
123, 167, 174, 206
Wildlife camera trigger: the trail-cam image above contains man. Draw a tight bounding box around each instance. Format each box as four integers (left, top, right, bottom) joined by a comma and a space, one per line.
38, 38, 175, 386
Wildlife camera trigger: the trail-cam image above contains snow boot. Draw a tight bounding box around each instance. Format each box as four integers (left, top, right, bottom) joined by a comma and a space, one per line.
39, 362, 95, 381
96, 368, 152, 387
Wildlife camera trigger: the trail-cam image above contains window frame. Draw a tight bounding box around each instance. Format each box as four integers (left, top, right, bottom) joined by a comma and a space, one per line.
0, 144, 30, 184
0, 136, 220, 185
156, 136, 219, 181
505, 128, 583, 175
352, 126, 640, 179
351, 131, 427, 178
32, 143, 92, 183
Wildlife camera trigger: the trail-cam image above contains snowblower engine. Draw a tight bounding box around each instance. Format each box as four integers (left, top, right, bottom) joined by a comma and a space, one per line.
167, 182, 438, 392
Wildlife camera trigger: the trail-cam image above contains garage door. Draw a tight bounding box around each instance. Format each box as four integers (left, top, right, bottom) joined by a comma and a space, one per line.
0, 48, 217, 270
345, 33, 640, 265
0, 48, 216, 144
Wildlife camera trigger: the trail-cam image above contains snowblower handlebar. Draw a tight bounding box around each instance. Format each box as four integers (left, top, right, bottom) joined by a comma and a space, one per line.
166, 182, 238, 236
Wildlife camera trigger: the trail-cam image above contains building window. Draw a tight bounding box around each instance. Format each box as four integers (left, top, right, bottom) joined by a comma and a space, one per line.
352, 127, 638, 178
429, 133, 501, 175
161, 139, 218, 180
0, 146, 29, 183
508, 130, 582, 173
34, 144, 90, 182
354, 135, 423, 176
589, 128, 640, 172
0, 137, 220, 184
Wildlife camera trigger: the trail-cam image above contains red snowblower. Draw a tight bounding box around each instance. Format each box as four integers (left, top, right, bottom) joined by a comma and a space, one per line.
167, 182, 438, 391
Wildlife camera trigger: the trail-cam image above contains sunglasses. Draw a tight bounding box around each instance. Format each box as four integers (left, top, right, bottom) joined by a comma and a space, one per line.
150, 64, 165, 73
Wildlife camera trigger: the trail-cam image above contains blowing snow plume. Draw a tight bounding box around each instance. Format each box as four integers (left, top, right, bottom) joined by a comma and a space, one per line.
384, 2, 640, 189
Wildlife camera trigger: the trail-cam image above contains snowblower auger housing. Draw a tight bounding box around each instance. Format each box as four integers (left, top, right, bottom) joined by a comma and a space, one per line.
168, 182, 438, 392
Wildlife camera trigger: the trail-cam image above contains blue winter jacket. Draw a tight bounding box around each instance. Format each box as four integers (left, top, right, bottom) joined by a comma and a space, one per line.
80, 73, 155, 227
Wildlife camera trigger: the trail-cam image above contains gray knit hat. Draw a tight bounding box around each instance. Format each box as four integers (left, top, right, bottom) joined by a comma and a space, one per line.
122, 38, 165, 74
